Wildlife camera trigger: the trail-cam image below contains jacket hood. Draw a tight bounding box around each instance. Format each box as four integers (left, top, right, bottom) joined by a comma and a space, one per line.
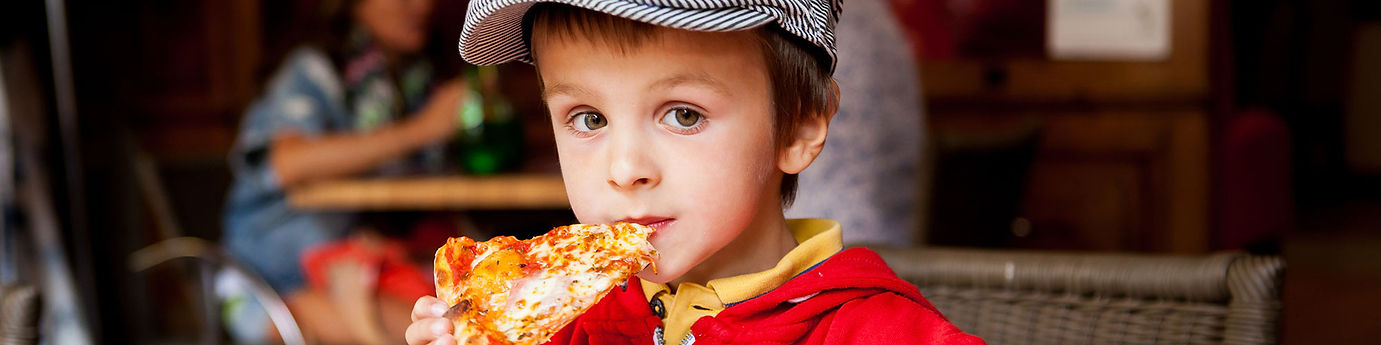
715, 247, 937, 322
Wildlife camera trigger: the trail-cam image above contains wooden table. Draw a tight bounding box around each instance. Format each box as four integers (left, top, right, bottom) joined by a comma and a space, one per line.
287, 174, 569, 210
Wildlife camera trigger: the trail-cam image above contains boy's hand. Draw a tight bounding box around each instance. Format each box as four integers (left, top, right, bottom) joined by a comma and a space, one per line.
405, 296, 456, 345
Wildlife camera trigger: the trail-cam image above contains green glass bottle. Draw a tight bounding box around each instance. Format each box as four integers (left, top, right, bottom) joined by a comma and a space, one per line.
454, 65, 524, 174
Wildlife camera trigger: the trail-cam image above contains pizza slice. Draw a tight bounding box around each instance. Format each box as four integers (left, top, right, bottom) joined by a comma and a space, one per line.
433, 223, 658, 345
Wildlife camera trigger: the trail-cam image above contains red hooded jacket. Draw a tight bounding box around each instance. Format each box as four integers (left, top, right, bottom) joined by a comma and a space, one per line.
545, 248, 986, 345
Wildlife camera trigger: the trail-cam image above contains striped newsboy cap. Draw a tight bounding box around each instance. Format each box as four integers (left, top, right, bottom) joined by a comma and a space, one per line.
458, 0, 844, 73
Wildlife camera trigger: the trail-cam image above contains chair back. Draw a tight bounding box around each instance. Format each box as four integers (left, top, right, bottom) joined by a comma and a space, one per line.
871, 247, 1285, 345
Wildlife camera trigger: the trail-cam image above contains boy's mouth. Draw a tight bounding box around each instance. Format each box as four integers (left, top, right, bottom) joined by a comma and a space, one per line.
617, 217, 674, 236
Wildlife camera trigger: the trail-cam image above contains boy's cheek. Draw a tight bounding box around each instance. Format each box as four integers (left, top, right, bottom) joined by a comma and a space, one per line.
563, 180, 620, 224
565, 193, 602, 223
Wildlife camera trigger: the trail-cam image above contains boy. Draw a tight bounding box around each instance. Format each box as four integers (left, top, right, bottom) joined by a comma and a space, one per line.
408, 1, 984, 344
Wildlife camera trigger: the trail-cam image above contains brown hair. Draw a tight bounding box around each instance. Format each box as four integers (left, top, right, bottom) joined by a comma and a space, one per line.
258, 0, 359, 79
524, 3, 834, 207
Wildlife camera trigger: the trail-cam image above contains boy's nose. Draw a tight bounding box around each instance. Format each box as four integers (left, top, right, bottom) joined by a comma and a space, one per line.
606, 131, 660, 190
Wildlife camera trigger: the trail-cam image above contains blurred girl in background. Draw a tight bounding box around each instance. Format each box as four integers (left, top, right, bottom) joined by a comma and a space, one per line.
222, 0, 459, 343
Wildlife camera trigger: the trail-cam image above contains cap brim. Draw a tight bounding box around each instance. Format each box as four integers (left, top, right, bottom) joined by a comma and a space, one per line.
460, 0, 776, 66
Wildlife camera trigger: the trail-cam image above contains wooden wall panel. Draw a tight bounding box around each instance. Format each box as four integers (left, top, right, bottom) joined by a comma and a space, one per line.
919, 0, 1213, 253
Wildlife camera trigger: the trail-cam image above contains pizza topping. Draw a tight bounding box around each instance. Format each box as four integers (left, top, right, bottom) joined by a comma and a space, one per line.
469, 247, 527, 298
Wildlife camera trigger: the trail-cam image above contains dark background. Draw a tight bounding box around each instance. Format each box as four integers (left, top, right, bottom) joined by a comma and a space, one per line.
3, 0, 1381, 343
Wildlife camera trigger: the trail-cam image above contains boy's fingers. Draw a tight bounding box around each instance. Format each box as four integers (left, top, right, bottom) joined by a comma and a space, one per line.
429, 335, 457, 345
412, 296, 447, 321
404, 320, 431, 345
405, 318, 452, 345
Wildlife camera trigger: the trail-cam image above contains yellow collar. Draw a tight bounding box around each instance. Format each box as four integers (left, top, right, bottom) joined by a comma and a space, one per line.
639, 218, 843, 344
704, 218, 842, 304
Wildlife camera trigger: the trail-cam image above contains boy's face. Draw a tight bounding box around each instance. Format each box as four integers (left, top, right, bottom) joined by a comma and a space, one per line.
534, 26, 781, 283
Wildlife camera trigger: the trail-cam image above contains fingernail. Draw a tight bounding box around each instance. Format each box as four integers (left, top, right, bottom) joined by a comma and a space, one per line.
430, 302, 448, 316
431, 319, 449, 335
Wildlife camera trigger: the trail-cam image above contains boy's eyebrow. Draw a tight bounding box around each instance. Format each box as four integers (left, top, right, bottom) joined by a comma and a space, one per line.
541, 72, 732, 100
543, 83, 595, 100
650, 72, 733, 97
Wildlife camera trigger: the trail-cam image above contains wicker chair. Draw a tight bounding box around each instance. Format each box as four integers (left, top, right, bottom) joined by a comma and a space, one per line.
869, 247, 1285, 345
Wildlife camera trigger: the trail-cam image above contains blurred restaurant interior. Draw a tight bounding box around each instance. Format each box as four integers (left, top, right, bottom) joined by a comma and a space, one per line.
1, 0, 1380, 343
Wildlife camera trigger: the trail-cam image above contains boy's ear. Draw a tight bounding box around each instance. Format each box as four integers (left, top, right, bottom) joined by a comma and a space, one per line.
778, 79, 840, 175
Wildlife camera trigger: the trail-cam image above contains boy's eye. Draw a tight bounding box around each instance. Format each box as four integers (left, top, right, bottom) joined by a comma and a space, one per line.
661, 108, 703, 128
572, 112, 607, 131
